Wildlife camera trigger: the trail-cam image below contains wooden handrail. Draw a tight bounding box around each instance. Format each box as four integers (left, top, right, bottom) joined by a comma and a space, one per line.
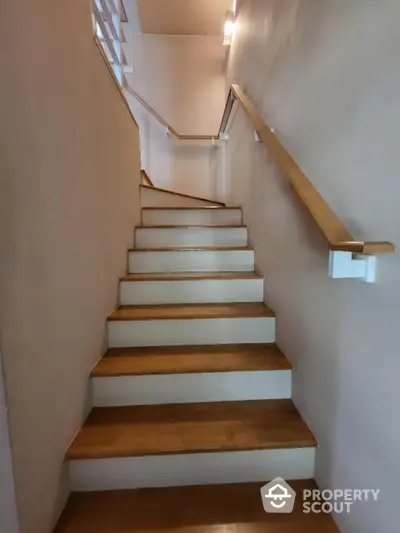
225, 84, 394, 255
120, 73, 394, 255
124, 82, 219, 141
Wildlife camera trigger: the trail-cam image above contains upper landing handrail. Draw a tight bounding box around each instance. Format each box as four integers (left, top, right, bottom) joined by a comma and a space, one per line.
91, 0, 393, 257
124, 82, 219, 141
119, 67, 394, 255
222, 84, 394, 256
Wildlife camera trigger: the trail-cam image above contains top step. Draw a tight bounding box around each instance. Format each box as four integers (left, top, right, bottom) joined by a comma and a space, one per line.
140, 185, 225, 208
142, 207, 242, 226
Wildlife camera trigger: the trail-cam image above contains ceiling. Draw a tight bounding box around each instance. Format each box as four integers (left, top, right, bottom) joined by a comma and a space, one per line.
135, 0, 232, 35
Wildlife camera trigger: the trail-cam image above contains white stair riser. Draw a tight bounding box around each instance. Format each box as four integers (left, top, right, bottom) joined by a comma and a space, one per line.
108, 317, 275, 347
136, 227, 248, 248
141, 187, 219, 207
92, 370, 292, 406
129, 250, 254, 273
119, 278, 263, 305
69, 448, 315, 491
142, 209, 242, 226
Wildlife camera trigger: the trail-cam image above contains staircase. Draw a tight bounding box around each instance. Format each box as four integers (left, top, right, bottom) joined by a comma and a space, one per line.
54, 188, 339, 532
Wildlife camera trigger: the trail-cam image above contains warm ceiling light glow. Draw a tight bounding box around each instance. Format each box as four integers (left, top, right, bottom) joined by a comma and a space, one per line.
223, 10, 235, 46
224, 20, 234, 37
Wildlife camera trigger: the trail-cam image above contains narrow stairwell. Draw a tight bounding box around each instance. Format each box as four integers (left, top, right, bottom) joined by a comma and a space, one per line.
54, 189, 339, 532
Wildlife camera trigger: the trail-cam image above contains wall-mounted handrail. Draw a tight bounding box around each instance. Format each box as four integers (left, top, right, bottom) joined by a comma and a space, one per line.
123, 82, 219, 141
221, 84, 394, 256
91, 4, 393, 258
218, 89, 236, 137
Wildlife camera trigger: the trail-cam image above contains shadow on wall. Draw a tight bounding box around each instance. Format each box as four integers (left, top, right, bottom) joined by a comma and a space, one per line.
0, 351, 19, 533
0, 1, 142, 533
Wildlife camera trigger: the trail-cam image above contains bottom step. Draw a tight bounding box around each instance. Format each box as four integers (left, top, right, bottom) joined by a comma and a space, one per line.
67, 399, 316, 491
55, 481, 340, 533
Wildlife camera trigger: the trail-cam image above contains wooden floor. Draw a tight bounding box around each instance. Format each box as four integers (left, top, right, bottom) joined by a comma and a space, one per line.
67, 399, 316, 460
92, 344, 292, 377
108, 303, 275, 321
54, 480, 340, 533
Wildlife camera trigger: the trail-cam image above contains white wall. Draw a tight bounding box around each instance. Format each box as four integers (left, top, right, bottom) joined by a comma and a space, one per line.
0, 1, 142, 532
125, 35, 227, 200
226, 1, 400, 532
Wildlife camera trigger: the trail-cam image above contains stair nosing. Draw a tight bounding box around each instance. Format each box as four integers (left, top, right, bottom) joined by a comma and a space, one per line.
68, 440, 316, 460
92, 366, 291, 377
128, 246, 254, 252
119, 272, 263, 282
142, 206, 241, 210
107, 303, 275, 321
136, 225, 246, 229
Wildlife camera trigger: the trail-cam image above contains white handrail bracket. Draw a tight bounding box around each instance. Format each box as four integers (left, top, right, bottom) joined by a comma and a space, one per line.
328, 251, 376, 283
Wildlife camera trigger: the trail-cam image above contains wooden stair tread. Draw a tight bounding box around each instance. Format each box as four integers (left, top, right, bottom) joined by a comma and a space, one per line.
120, 272, 263, 281
54, 480, 340, 533
108, 303, 275, 321
136, 224, 245, 228
67, 399, 316, 459
92, 344, 292, 377
129, 246, 253, 252
142, 206, 240, 210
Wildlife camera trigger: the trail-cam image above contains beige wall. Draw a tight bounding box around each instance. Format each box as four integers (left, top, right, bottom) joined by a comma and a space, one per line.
0, 353, 20, 533
125, 35, 227, 199
136, 0, 232, 35
0, 2, 141, 533
226, 1, 399, 532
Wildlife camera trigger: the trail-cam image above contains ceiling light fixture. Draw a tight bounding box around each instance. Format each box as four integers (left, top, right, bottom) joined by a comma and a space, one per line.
223, 10, 235, 46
